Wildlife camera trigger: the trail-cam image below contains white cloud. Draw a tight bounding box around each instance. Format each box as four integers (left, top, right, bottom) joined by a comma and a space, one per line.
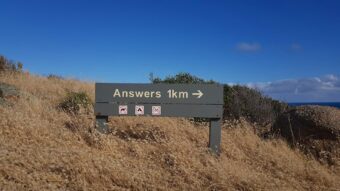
291, 43, 302, 51
245, 74, 340, 102
236, 42, 261, 52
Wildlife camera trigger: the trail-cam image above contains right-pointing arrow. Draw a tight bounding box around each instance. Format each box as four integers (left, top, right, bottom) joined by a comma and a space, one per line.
192, 90, 203, 98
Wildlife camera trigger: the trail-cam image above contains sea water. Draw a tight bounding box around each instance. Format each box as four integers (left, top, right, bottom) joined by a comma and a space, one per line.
289, 102, 340, 109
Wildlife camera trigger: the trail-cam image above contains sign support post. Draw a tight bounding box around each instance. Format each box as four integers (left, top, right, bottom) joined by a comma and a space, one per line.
209, 118, 222, 154
96, 116, 109, 134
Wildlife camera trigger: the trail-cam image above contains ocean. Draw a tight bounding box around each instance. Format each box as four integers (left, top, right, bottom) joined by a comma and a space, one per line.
289, 102, 340, 109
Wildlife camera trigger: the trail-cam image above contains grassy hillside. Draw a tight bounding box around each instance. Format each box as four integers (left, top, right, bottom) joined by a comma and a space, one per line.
0, 72, 339, 190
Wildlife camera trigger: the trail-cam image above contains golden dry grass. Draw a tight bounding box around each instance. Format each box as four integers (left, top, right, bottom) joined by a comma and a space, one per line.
0, 73, 339, 190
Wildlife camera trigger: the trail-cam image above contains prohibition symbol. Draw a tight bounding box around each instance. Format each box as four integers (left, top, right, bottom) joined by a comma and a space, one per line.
152, 106, 161, 115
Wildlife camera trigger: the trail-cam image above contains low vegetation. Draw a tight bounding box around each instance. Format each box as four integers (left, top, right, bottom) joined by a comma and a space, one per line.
58, 91, 92, 114
223, 85, 288, 126
273, 105, 340, 166
47, 74, 64, 80
0, 70, 339, 190
0, 55, 23, 73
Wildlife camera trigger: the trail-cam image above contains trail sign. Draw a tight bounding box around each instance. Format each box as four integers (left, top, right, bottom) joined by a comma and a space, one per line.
95, 83, 224, 154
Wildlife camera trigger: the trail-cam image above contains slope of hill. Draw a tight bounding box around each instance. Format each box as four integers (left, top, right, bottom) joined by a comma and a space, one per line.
0, 73, 339, 190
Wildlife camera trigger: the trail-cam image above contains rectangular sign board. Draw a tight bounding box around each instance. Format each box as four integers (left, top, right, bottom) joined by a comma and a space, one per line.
95, 83, 224, 154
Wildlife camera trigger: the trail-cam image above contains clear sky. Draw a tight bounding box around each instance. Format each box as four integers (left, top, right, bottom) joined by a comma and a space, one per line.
0, 0, 339, 102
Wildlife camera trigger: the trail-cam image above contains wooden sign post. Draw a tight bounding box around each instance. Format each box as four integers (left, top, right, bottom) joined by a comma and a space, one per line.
95, 83, 224, 154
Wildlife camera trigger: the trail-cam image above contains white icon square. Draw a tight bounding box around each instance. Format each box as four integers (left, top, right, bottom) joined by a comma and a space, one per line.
152, 106, 161, 115
135, 105, 144, 115
119, 105, 128, 115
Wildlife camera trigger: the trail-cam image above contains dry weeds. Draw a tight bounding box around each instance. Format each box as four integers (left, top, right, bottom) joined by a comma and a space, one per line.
0, 73, 339, 190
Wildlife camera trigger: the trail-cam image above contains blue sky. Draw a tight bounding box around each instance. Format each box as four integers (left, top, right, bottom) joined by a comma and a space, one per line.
0, 0, 339, 102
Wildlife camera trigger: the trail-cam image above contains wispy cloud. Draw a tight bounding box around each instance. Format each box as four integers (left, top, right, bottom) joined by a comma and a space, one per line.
236, 42, 261, 52
246, 74, 340, 102
291, 43, 302, 51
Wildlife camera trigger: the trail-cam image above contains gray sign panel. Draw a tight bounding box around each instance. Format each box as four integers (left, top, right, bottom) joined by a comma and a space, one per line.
96, 83, 224, 105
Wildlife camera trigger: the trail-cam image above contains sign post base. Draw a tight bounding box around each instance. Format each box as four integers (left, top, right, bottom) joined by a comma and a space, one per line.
209, 118, 221, 155
96, 116, 109, 134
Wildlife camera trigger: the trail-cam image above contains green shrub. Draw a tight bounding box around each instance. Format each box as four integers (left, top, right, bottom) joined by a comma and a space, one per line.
151, 72, 288, 125
47, 74, 64, 80
224, 85, 288, 125
151, 72, 215, 84
59, 91, 92, 114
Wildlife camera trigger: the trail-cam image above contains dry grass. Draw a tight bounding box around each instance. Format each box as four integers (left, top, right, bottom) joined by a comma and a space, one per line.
0, 73, 339, 191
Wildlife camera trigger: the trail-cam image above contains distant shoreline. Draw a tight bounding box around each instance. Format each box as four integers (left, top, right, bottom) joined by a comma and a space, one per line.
289, 102, 340, 109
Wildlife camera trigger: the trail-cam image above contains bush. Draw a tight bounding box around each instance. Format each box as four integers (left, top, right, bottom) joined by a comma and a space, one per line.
151, 72, 215, 84
59, 91, 92, 114
47, 74, 64, 80
224, 85, 288, 125
0, 55, 23, 73
151, 72, 288, 125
